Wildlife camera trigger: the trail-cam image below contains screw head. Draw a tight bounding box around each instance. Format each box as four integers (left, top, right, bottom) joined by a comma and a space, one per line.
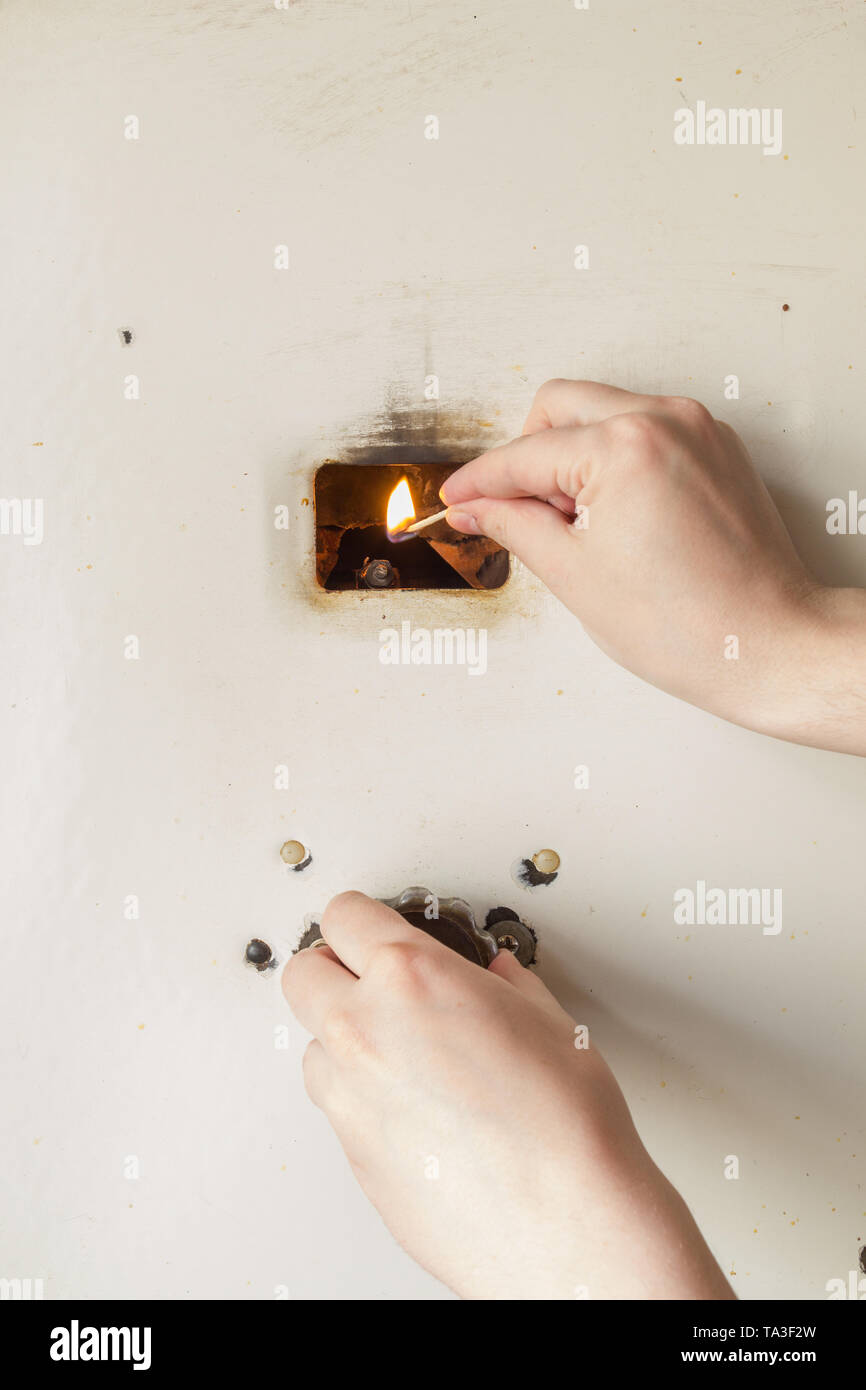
532, 848, 560, 875
280, 839, 306, 866
245, 939, 272, 967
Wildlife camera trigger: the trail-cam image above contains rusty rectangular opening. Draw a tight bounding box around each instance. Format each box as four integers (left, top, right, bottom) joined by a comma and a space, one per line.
314, 463, 509, 591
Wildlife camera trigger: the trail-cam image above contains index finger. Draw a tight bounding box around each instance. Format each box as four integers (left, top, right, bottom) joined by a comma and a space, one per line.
521, 378, 650, 435
441, 423, 596, 508
319, 890, 441, 977
282, 942, 356, 1037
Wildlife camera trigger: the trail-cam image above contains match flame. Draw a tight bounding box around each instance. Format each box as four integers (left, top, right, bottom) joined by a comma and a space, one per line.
386, 477, 415, 534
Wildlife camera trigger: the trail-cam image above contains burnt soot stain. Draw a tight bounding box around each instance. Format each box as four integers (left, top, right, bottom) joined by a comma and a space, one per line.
515, 859, 558, 888
295, 922, 323, 952
487, 906, 526, 927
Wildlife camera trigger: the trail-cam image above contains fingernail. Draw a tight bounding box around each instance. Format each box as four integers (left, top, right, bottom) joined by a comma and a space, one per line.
447, 509, 480, 534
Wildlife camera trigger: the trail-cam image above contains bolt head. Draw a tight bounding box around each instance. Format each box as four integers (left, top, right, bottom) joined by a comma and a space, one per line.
245, 939, 272, 966
361, 559, 394, 588
532, 849, 560, 875
280, 839, 306, 866
496, 933, 520, 953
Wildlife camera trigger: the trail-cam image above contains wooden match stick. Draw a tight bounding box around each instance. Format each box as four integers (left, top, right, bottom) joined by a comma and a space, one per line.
403, 506, 450, 534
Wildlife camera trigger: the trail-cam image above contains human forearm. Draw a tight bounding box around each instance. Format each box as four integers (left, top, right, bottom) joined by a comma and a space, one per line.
766, 584, 866, 755
283, 892, 736, 1301
442, 380, 866, 758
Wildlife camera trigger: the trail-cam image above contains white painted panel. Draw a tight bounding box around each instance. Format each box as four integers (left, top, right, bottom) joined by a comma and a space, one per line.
1, 0, 864, 1300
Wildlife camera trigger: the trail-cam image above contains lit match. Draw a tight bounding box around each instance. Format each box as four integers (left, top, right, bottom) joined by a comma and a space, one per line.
386, 479, 452, 538
402, 507, 450, 534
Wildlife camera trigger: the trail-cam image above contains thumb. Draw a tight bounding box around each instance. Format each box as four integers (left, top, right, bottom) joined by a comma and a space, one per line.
488, 948, 569, 1023
446, 496, 579, 587
488, 948, 539, 994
